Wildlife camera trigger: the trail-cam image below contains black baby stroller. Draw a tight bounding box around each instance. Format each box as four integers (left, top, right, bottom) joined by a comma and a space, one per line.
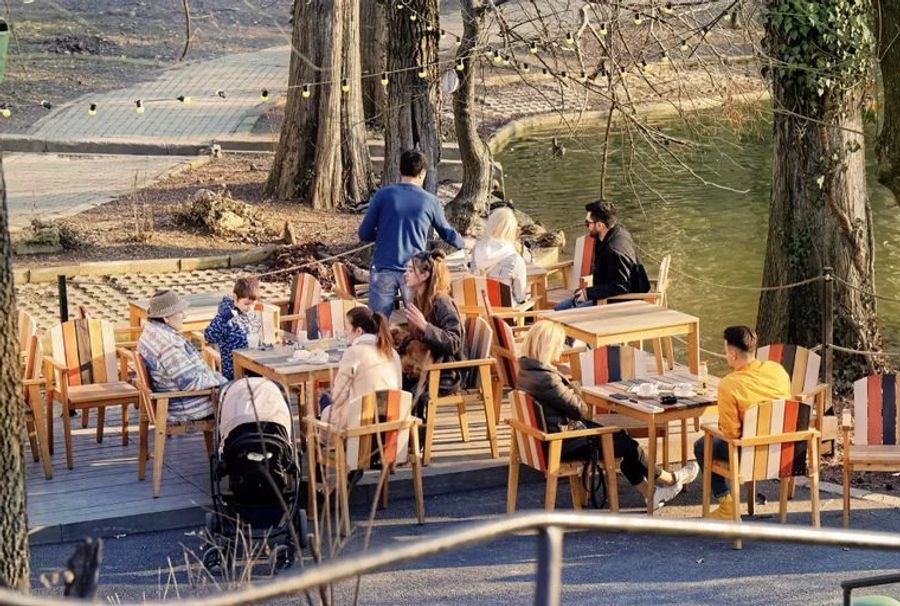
202, 377, 308, 572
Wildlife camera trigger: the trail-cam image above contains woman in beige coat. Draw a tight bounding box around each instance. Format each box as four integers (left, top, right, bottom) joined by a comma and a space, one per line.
319, 307, 401, 430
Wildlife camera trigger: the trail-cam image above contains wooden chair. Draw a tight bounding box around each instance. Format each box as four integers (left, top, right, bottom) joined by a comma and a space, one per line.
306, 299, 358, 340
332, 262, 368, 301
489, 313, 522, 411
450, 275, 533, 321
305, 390, 424, 536
701, 399, 820, 549
131, 351, 216, 497
843, 374, 900, 528
757, 344, 832, 442
544, 235, 595, 308
42, 318, 140, 469
507, 390, 620, 512
280, 272, 322, 334
17, 309, 36, 358
422, 316, 499, 465
23, 333, 53, 479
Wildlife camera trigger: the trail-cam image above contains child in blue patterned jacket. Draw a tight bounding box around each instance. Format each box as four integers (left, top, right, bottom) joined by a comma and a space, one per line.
204, 277, 263, 380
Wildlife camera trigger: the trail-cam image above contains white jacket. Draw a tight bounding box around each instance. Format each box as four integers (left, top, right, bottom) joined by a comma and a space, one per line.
320, 333, 402, 430
469, 238, 528, 304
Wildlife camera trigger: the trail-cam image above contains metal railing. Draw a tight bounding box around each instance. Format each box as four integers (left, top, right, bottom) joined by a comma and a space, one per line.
6, 512, 900, 606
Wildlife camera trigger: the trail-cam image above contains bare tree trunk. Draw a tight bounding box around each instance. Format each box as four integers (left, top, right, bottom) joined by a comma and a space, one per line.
445, 0, 493, 236
384, 0, 442, 193
0, 153, 30, 591
876, 0, 900, 202
267, 0, 372, 209
360, 0, 386, 128
758, 1, 882, 377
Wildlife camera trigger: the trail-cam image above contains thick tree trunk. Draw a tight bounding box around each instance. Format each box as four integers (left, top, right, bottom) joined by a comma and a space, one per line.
758, 2, 882, 377
876, 0, 900, 202
0, 153, 30, 591
360, 0, 386, 128
384, 0, 442, 193
267, 0, 372, 209
445, 0, 493, 236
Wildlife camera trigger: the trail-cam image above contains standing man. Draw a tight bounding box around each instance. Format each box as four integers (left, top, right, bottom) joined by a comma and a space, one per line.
555, 200, 646, 310
358, 150, 465, 318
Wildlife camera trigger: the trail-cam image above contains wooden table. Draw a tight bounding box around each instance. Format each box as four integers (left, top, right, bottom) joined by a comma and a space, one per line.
539, 301, 701, 374
129, 292, 228, 332
582, 369, 719, 515
526, 265, 548, 308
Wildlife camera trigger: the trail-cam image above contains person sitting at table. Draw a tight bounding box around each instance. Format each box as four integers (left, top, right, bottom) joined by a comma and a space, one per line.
137, 290, 226, 422
694, 325, 791, 521
401, 249, 465, 423
319, 307, 402, 431
204, 277, 263, 380
517, 321, 699, 509
554, 200, 648, 310
469, 206, 529, 305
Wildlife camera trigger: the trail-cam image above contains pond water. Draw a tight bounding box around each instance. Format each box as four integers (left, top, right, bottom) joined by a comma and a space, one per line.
496, 108, 900, 359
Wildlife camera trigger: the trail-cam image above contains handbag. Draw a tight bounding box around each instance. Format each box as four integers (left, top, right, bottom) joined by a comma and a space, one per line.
581, 435, 608, 509
630, 261, 651, 294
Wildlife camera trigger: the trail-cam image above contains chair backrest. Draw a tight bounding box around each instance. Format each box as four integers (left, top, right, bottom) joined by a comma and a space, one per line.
22, 334, 43, 407
17, 310, 36, 354
463, 316, 493, 389
568, 235, 595, 291
656, 255, 671, 306
287, 273, 322, 332
131, 350, 152, 395
306, 299, 356, 340
47, 318, 119, 386
570, 345, 650, 386
490, 314, 519, 388
852, 374, 899, 446
332, 262, 355, 300
739, 399, 811, 482
510, 390, 548, 472
756, 344, 821, 397
451, 275, 515, 317
344, 390, 414, 471
250, 302, 280, 345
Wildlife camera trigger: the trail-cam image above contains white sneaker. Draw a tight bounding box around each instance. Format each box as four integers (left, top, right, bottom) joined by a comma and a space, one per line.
651, 480, 683, 509
674, 462, 700, 487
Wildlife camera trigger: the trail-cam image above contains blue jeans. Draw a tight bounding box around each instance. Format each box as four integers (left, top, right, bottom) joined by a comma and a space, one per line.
553, 295, 595, 311
368, 269, 412, 318
694, 435, 730, 499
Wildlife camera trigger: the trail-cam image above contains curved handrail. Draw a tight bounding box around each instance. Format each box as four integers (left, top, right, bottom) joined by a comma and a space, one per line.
7, 512, 900, 606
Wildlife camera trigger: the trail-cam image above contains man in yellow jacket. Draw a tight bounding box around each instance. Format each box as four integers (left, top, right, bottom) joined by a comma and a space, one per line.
694, 325, 792, 520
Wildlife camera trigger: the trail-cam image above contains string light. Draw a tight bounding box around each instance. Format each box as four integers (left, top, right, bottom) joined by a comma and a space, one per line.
599, 25, 608, 36
661, 52, 669, 63
633, 13, 643, 25
455, 58, 465, 71
680, 40, 689, 51
521, 62, 530, 73
396, 2, 403, 9
639, 59, 648, 71
216, 90, 226, 98
340, 79, 350, 93
258, 90, 268, 101
559, 70, 568, 78
542, 67, 549, 75
440, 29, 446, 39
417, 65, 427, 78
492, 50, 502, 63
40, 100, 52, 110
135, 100, 144, 114
426, 23, 433, 32
380, 72, 389, 86
661, 2, 674, 15
409, 13, 416, 21
301, 84, 311, 98
530, 41, 538, 54
578, 70, 587, 82
87, 103, 97, 116
502, 55, 510, 66
0, 104, 10, 118
177, 95, 191, 104
565, 32, 574, 45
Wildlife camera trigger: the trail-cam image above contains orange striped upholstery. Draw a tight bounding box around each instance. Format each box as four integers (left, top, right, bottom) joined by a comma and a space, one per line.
568, 235, 595, 291
510, 390, 548, 472
344, 390, 414, 471
251, 302, 280, 345
332, 262, 356, 300
305, 299, 356, 340
451, 275, 515, 311
757, 344, 821, 397
287, 273, 322, 333
47, 319, 119, 386
570, 345, 650, 415
463, 316, 493, 389
852, 374, 899, 446
739, 399, 811, 481
490, 314, 519, 388
18, 310, 36, 354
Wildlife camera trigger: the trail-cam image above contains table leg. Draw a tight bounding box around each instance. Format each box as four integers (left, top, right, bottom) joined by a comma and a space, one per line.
234, 359, 245, 379
646, 417, 657, 515
681, 418, 689, 466
688, 321, 700, 374
129, 304, 142, 331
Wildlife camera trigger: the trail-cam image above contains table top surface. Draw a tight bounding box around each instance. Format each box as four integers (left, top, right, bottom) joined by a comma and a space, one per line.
581, 368, 719, 415
539, 301, 699, 334
233, 339, 346, 375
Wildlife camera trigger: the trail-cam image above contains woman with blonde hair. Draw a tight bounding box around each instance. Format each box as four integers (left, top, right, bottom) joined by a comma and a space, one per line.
516, 321, 698, 509
469, 206, 528, 304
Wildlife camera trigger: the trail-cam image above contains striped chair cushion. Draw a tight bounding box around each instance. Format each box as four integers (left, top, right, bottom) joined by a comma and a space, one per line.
757, 344, 821, 397
251, 302, 280, 345
739, 399, 811, 482
572, 345, 649, 386
569, 235, 595, 291
288, 273, 322, 333
510, 390, 548, 472
490, 315, 519, 387
853, 374, 899, 446
344, 390, 413, 471
48, 319, 118, 386
463, 316, 493, 389
306, 300, 356, 340
332, 262, 354, 299
451, 276, 514, 310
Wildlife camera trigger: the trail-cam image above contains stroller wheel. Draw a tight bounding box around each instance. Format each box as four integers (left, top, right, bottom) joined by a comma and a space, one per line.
202, 547, 223, 573
294, 509, 309, 550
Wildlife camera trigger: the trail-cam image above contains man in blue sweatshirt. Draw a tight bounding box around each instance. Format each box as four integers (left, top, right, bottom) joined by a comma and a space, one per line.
358, 150, 465, 317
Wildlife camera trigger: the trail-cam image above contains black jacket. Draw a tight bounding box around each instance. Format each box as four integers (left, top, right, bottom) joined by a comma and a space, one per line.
421, 293, 465, 392
585, 224, 639, 302
516, 357, 590, 434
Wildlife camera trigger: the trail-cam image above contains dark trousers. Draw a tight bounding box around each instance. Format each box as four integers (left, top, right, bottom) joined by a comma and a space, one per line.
559, 422, 655, 486
694, 435, 730, 499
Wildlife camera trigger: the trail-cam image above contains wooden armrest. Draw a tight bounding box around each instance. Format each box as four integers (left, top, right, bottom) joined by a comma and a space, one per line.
541, 260, 574, 272
490, 309, 543, 320
604, 292, 662, 303
353, 284, 369, 293
507, 418, 549, 440
561, 346, 588, 357
280, 313, 304, 322
734, 429, 819, 447
22, 378, 44, 387
425, 358, 496, 372
114, 326, 143, 339
516, 300, 535, 312
796, 383, 830, 401
303, 417, 332, 431
267, 296, 290, 306
116, 346, 133, 360
701, 423, 731, 441
842, 410, 852, 430
544, 425, 621, 441
150, 388, 216, 400
42, 356, 67, 373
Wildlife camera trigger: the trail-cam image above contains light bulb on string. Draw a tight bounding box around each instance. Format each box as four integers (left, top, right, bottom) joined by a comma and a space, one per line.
723, 12, 731, 21
455, 58, 465, 71
639, 59, 648, 71
579, 71, 587, 82
135, 100, 144, 114
301, 84, 311, 98
396, 2, 403, 9
216, 89, 226, 98
177, 95, 192, 104
40, 100, 52, 110
599, 25, 608, 36
493, 50, 502, 63
502, 55, 510, 66
661, 52, 669, 63
680, 40, 689, 51
340, 79, 350, 93
87, 103, 97, 116
440, 29, 446, 39
426, 23, 433, 32
559, 71, 568, 79
417, 66, 427, 78
542, 67, 549, 75
380, 73, 389, 86
258, 90, 268, 102
633, 13, 643, 25
565, 32, 574, 45
530, 41, 538, 54
662, 2, 674, 15
522, 62, 530, 73
454, 35, 461, 46
0, 104, 10, 118
409, 13, 416, 21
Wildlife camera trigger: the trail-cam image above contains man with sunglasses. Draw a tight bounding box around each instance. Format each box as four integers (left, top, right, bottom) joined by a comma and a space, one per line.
554, 200, 645, 310
358, 150, 465, 317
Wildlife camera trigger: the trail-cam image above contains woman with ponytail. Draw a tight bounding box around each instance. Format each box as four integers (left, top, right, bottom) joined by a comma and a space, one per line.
319, 306, 402, 430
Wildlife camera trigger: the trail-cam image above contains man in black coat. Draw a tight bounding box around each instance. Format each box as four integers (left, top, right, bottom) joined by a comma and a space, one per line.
554, 200, 644, 309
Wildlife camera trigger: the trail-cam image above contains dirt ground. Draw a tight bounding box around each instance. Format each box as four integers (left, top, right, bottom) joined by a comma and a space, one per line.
0, 0, 292, 133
